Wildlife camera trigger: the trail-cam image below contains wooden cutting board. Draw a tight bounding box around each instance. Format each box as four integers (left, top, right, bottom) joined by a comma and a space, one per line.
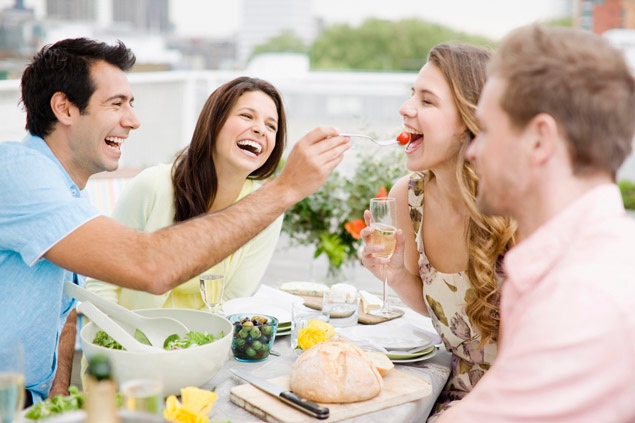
229, 369, 431, 423
300, 295, 404, 325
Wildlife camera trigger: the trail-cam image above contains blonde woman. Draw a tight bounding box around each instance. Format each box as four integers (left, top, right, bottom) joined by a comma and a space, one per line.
360, 43, 516, 420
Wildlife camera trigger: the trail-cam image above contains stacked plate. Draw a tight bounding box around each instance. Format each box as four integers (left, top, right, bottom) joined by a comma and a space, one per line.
222, 297, 292, 336
338, 325, 441, 363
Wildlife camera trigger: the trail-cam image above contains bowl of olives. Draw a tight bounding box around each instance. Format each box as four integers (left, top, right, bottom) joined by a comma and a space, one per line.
227, 314, 278, 362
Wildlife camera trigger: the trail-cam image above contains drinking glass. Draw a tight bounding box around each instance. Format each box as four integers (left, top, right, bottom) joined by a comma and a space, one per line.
368, 197, 400, 318
199, 261, 226, 314
0, 343, 25, 423
121, 378, 164, 415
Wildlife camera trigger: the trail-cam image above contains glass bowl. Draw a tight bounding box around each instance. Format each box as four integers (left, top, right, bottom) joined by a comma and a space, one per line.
227, 314, 278, 362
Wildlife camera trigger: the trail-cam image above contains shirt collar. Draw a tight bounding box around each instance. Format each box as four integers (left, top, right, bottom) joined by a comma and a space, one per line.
503, 184, 625, 294
22, 133, 83, 198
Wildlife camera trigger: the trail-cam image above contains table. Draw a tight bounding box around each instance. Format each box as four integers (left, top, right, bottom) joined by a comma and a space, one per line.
203, 298, 452, 422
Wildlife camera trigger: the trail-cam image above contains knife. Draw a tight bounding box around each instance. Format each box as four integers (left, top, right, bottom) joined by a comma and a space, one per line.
229, 368, 330, 420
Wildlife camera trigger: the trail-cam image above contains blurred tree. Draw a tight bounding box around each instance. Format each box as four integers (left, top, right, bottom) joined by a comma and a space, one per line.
310, 18, 496, 71
545, 17, 574, 27
249, 29, 308, 61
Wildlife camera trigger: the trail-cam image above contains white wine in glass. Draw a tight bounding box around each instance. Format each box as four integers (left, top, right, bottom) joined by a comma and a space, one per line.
0, 343, 25, 423
369, 197, 401, 318
199, 261, 226, 314
369, 223, 397, 259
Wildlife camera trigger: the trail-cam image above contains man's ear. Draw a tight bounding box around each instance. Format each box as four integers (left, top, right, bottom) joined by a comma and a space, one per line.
527, 113, 559, 167
50, 92, 73, 125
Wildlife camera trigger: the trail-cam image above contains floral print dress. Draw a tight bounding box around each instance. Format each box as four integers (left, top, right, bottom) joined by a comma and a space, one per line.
408, 172, 498, 421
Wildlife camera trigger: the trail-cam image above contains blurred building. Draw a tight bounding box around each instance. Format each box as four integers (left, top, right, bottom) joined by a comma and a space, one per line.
46, 0, 95, 21
238, 0, 317, 66
112, 0, 171, 33
578, 0, 635, 33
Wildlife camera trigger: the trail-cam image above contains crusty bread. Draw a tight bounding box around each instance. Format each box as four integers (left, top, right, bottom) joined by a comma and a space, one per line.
289, 339, 383, 403
365, 351, 394, 376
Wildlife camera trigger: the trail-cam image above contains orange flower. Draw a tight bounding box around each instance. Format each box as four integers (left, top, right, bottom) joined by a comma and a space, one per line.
344, 219, 366, 240
375, 187, 387, 198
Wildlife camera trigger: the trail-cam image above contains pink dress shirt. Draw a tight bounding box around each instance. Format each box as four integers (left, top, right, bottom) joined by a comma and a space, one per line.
438, 184, 635, 423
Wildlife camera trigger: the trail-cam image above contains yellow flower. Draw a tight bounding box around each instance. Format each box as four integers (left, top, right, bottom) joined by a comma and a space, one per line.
164, 405, 208, 423
297, 320, 336, 350
163, 386, 218, 423
307, 319, 336, 339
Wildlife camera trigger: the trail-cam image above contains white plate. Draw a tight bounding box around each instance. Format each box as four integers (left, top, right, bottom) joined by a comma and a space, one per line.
338, 324, 439, 351
275, 328, 291, 336
391, 347, 438, 363
385, 345, 435, 360
222, 297, 292, 325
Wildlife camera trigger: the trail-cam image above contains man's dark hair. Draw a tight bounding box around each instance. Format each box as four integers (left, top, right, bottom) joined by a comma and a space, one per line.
20, 37, 136, 137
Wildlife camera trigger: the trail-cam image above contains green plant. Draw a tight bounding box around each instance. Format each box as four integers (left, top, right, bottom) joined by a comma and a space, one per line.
619, 179, 635, 210
282, 149, 407, 276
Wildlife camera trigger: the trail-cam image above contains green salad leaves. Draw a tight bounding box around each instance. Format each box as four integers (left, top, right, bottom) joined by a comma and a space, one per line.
24, 386, 123, 420
92, 330, 223, 351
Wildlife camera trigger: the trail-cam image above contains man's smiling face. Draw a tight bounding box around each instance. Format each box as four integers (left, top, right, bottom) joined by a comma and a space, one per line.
67, 60, 140, 182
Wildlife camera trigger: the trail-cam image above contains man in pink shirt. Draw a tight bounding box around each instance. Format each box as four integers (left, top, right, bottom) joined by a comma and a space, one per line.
438, 25, 635, 422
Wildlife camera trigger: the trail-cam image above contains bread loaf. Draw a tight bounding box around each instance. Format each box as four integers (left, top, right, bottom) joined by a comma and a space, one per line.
365, 351, 395, 376
289, 339, 383, 403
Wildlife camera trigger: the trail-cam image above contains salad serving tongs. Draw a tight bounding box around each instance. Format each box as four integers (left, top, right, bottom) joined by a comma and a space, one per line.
64, 281, 189, 348
77, 301, 157, 353
339, 133, 398, 146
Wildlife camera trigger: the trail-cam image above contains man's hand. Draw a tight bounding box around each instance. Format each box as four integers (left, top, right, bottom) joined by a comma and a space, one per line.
275, 127, 351, 202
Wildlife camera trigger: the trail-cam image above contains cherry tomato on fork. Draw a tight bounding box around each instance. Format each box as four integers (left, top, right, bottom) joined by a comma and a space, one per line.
396, 131, 410, 145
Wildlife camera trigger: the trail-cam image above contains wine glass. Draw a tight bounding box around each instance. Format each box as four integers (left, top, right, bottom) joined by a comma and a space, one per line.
199, 261, 226, 314
368, 197, 400, 318
0, 343, 25, 423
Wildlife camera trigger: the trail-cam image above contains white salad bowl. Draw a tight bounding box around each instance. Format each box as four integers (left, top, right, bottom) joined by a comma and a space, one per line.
80, 308, 233, 396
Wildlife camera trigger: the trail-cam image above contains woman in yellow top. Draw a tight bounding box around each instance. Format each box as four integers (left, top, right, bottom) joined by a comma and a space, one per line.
86, 76, 286, 309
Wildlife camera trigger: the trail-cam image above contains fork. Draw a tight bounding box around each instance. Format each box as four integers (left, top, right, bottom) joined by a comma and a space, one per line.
339, 133, 398, 146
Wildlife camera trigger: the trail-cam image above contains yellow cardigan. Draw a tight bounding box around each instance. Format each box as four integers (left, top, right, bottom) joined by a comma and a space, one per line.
85, 163, 283, 310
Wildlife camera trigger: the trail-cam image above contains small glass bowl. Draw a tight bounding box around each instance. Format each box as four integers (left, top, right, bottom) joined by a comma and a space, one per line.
227, 313, 278, 362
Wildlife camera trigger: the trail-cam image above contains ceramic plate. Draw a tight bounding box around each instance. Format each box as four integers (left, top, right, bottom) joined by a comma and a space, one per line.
390, 347, 438, 363
338, 324, 439, 351
222, 297, 292, 325
385, 345, 435, 360
275, 327, 291, 336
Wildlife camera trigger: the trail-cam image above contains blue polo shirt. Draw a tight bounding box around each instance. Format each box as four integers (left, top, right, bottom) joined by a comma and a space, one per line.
0, 134, 100, 402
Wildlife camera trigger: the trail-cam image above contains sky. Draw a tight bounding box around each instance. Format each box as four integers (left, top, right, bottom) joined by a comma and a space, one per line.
170, 0, 572, 40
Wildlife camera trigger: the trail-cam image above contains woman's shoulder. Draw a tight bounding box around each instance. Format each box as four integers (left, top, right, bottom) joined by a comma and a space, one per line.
135, 163, 173, 179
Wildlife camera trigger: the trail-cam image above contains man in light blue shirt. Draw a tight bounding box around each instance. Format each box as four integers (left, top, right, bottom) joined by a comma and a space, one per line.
0, 37, 351, 405
0, 134, 99, 402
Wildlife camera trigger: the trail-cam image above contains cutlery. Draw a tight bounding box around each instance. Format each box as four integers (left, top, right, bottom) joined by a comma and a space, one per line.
77, 301, 157, 353
65, 281, 189, 347
339, 133, 398, 146
229, 368, 329, 419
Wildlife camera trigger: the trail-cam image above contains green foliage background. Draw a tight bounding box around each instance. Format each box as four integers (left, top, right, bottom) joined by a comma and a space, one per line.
310, 18, 496, 72
282, 149, 407, 271
619, 180, 635, 210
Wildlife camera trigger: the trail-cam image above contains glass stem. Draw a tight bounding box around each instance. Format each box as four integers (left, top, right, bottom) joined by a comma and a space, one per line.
382, 263, 389, 310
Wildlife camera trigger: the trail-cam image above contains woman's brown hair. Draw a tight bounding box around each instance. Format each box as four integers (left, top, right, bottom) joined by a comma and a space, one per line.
172, 76, 287, 222
428, 43, 517, 344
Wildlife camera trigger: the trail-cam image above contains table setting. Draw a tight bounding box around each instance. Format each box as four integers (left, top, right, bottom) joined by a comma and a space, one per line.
202, 284, 452, 422
15, 281, 450, 423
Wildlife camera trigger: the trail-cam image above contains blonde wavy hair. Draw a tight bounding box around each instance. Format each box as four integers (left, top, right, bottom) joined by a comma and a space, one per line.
429, 43, 517, 344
